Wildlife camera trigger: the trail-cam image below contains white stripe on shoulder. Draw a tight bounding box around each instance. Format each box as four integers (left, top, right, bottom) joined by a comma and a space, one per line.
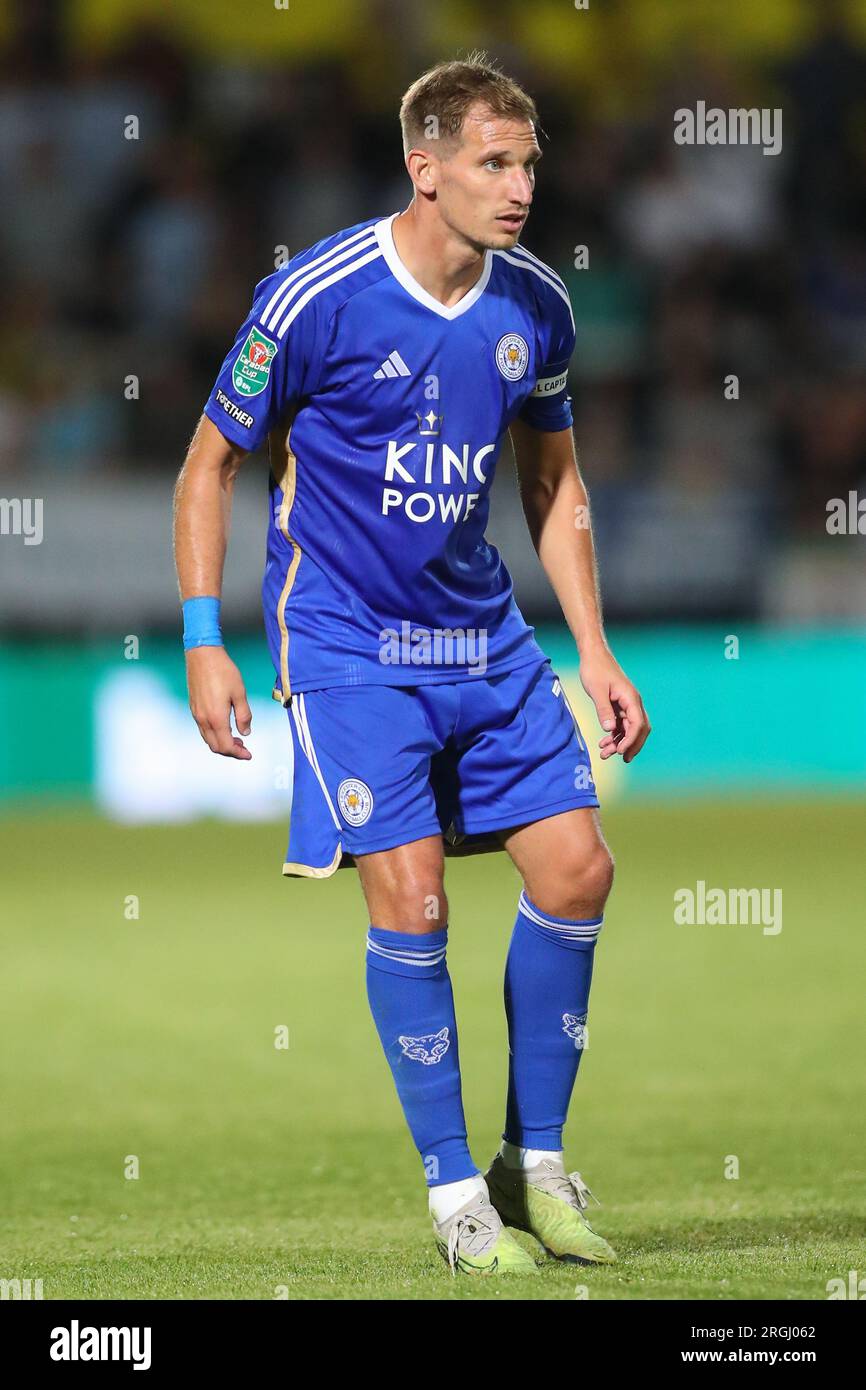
509, 243, 568, 293
274, 245, 383, 338
259, 224, 377, 329
494, 249, 575, 331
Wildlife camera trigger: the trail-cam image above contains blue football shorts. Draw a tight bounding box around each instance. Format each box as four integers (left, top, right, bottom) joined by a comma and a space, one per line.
282, 658, 599, 877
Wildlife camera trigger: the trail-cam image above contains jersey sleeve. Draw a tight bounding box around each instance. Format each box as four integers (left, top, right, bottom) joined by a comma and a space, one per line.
202, 266, 325, 451
518, 282, 576, 432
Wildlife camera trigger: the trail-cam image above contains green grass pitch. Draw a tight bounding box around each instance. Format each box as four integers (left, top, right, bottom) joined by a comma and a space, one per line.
2, 801, 864, 1300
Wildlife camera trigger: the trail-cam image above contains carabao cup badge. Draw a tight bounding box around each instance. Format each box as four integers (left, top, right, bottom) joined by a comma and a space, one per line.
495, 333, 529, 381
232, 327, 277, 397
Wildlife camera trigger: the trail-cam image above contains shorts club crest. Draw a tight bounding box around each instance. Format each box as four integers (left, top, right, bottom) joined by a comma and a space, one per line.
337, 778, 374, 827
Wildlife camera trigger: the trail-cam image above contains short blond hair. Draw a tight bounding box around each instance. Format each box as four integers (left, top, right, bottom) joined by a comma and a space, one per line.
399, 52, 538, 154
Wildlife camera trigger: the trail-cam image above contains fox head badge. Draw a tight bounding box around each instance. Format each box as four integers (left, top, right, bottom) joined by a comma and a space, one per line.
398, 1027, 450, 1066
562, 1013, 588, 1050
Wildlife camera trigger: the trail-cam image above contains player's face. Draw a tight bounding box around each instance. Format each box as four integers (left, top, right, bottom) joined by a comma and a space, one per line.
437, 106, 541, 251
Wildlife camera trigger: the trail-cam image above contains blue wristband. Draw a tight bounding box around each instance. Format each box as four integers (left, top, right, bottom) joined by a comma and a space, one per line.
182, 596, 224, 651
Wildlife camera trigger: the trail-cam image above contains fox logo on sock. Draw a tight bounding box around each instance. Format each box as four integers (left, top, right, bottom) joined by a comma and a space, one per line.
398, 1027, 450, 1066
562, 1012, 588, 1050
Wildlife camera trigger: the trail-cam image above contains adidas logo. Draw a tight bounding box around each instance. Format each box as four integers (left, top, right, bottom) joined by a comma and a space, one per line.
373, 350, 411, 379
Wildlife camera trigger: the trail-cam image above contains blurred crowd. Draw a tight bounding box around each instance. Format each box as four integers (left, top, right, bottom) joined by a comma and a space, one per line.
1, 0, 865, 619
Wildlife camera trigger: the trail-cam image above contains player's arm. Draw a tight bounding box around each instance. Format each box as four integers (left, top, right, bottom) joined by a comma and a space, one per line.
173, 414, 253, 760
509, 417, 650, 763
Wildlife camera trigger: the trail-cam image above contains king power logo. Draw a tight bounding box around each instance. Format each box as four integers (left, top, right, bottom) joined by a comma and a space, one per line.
381, 439, 496, 524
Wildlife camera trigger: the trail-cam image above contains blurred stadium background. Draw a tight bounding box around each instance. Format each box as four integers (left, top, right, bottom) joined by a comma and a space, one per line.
1, 0, 865, 1300
1, 0, 865, 815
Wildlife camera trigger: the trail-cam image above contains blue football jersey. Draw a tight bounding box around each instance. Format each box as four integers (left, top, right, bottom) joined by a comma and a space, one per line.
203, 213, 576, 700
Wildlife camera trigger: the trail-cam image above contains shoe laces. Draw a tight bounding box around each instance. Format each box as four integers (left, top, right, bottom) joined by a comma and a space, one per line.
445, 1200, 498, 1274
534, 1163, 601, 1212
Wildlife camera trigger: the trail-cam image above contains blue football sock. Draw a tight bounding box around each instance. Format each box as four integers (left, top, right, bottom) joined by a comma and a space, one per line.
366, 925, 478, 1187
503, 890, 603, 1151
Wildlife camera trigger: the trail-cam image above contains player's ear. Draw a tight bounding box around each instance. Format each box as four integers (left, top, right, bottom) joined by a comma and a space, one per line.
406, 146, 436, 196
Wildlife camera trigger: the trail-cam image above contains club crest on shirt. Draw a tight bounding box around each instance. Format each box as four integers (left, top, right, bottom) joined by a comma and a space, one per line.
337, 777, 374, 826
495, 333, 529, 381
562, 1012, 588, 1049
232, 326, 277, 397
398, 1027, 450, 1065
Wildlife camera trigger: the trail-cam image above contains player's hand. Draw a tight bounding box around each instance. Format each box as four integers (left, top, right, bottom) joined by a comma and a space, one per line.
579, 647, 651, 764
185, 646, 253, 760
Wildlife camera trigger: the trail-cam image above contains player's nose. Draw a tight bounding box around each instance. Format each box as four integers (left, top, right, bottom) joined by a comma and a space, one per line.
508, 170, 533, 206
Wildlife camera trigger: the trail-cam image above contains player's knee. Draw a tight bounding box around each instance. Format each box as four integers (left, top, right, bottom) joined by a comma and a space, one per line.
529, 842, 614, 921
413, 881, 449, 932
584, 843, 615, 914
374, 877, 449, 934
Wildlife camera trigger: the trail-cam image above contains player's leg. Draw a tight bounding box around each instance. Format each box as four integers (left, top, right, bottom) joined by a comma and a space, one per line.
357, 837, 536, 1275
490, 805, 616, 1262
446, 662, 616, 1261
500, 805, 613, 1158
498, 807, 612, 1162
283, 681, 534, 1272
